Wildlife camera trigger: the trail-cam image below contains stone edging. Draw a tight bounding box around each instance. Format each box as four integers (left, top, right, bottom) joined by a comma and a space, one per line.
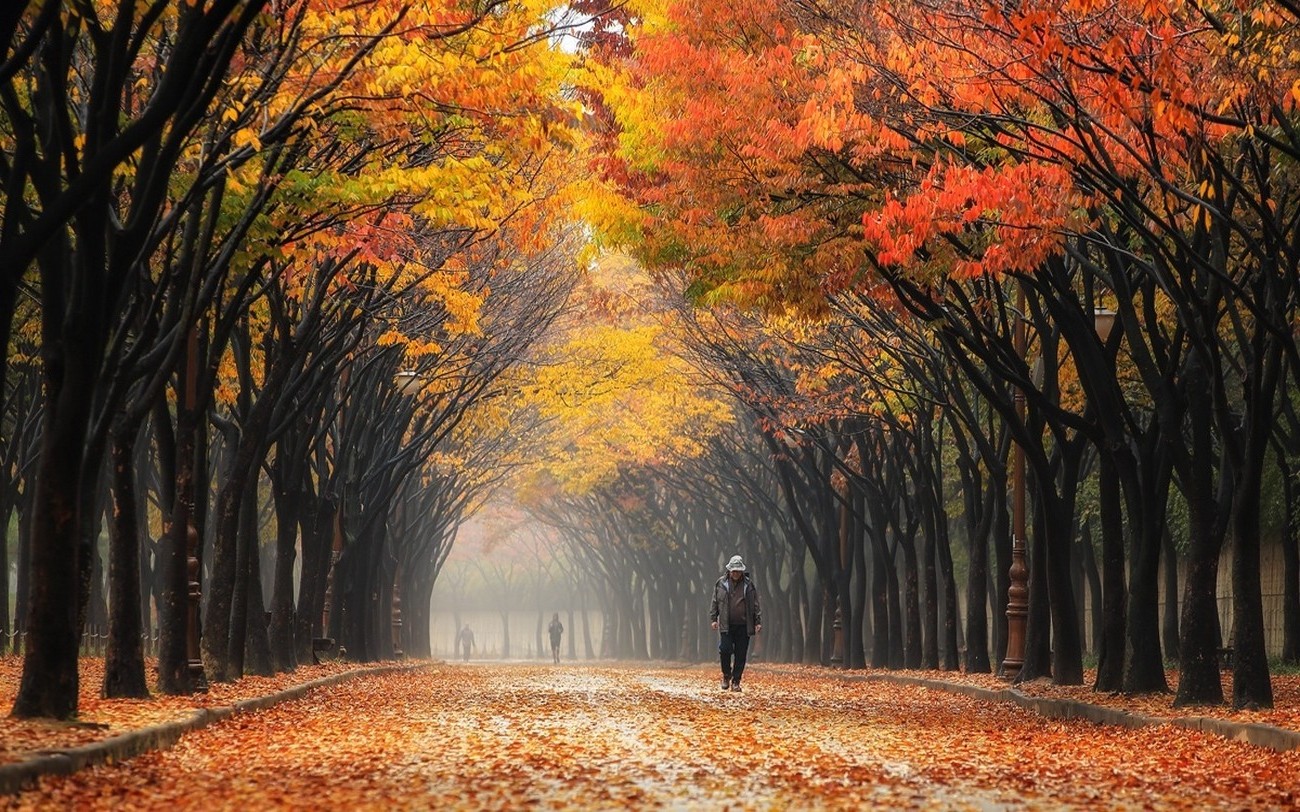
0, 662, 429, 796
851, 672, 1300, 753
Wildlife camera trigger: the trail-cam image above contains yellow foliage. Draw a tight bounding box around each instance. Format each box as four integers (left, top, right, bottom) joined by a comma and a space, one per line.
518, 274, 734, 495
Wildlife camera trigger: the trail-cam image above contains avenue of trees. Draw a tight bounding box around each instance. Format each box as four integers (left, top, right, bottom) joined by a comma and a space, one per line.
5, 0, 1300, 724
0, 0, 586, 719
508, 0, 1300, 712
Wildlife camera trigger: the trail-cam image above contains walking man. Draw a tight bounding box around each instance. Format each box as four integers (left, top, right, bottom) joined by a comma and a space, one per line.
709, 555, 761, 692
548, 613, 564, 663
456, 623, 475, 662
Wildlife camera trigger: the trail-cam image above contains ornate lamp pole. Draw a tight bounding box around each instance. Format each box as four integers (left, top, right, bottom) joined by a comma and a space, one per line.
185, 524, 206, 690
1001, 290, 1030, 680
831, 494, 850, 668
1001, 304, 1118, 680
391, 578, 404, 659
388, 369, 422, 661
183, 325, 207, 691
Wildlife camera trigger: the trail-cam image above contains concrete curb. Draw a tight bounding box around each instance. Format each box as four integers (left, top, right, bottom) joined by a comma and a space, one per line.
848, 671, 1300, 752
0, 662, 430, 796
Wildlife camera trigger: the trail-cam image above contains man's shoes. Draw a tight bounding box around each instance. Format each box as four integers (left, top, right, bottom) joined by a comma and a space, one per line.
721, 676, 731, 690
731, 682, 742, 692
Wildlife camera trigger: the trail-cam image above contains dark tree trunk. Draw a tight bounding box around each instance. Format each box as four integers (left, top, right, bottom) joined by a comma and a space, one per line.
1282, 470, 1299, 663
1124, 516, 1170, 694
158, 397, 198, 696
936, 522, 961, 671
900, 535, 922, 669
203, 452, 252, 681
1046, 452, 1086, 685
269, 463, 301, 672
228, 479, 256, 679
1079, 521, 1104, 656
14, 486, 36, 653
808, 577, 824, 664
1095, 452, 1126, 691
1229, 451, 1273, 709
1174, 358, 1226, 707
921, 528, 938, 669
868, 528, 889, 667
103, 423, 149, 698
294, 492, 333, 665
242, 489, 274, 678
1017, 486, 1054, 683
1226, 329, 1283, 709
963, 485, 993, 673
1161, 527, 1181, 662
789, 552, 807, 664
0, 497, 9, 656
851, 499, 869, 668
13, 327, 98, 719
204, 375, 281, 678
885, 542, 904, 668
80, 453, 110, 650
580, 589, 594, 659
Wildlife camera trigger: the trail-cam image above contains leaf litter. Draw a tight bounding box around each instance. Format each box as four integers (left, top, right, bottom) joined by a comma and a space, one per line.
5, 663, 1299, 810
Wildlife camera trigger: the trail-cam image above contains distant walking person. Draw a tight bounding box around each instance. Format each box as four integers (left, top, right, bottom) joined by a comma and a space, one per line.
456, 623, 475, 662
709, 555, 761, 692
548, 613, 564, 663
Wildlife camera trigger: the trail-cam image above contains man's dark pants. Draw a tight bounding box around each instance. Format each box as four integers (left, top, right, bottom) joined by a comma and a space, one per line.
719, 624, 750, 685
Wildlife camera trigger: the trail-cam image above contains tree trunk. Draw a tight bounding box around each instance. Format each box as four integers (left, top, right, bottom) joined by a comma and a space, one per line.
12, 337, 96, 719
1229, 453, 1273, 709
936, 522, 961, 671
242, 500, 274, 678
1161, 527, 1181, 662
921, 528, 938, 669
1079, 521, 1104, 656
1174, 357, 1227, 707
1123, 518, 1169, 694
851, 503, 869, 669
103, 423, 149, 698
963, 488, 992, 673
269, 464, 300, 672
1095, 452, 1126, 691
228, 479, 256, 679
1282, 472, 1299, 663
0, 497, 10, 656
900, 535, 922, 669
158, 399, 198, 696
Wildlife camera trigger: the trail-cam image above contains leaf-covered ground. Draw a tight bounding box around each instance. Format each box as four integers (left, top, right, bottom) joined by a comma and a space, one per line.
0, 656, 367, 765
861, 665, 1300, 730
6, 663, 1299, 810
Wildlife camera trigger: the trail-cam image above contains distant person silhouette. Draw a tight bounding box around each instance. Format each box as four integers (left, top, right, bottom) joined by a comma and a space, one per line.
548, 613, 564, 663
456, 623, 475, 662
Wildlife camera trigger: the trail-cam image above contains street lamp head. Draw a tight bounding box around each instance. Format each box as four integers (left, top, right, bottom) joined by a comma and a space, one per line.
395, 369, 423, 396
1093, 308, 1117, 343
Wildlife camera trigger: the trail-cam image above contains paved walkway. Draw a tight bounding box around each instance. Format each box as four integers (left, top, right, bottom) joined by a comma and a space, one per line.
6, 664, 1299, 810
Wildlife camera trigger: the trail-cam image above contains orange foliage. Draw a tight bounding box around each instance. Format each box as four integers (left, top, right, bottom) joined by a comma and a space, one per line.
598, 0, 1300, 303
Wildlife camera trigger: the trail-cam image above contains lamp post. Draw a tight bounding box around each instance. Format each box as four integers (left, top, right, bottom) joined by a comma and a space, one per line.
1093, 308, 1117, 343
395, 369, 422, 396
390, 370, 422, 659
1001, 304, 1118, 680
1001, 290, 1030, 680
183, 324, 208, 692
830, 489, 850, 668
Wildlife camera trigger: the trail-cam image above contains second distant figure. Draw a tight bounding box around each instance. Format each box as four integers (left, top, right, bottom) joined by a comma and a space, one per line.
456, 623, 475, 662
709, 555, 761, 692
548, 613, 564, 663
